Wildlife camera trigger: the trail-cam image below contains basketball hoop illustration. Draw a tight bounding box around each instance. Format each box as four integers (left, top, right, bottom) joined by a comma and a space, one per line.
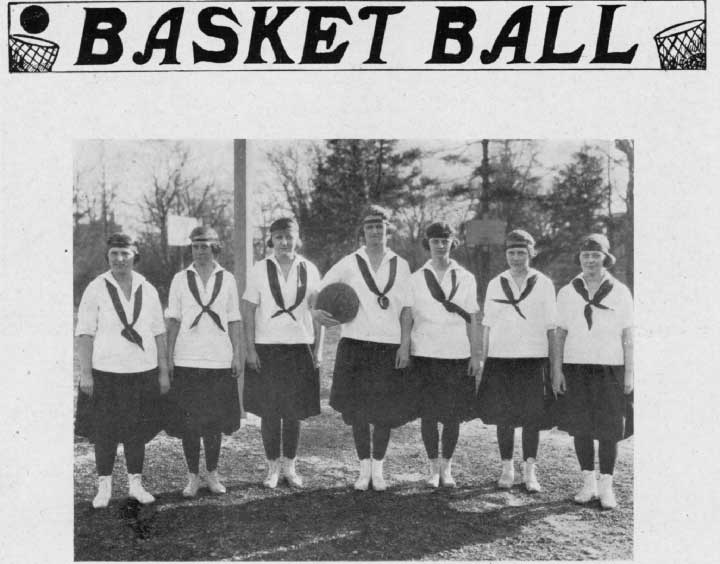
9, 33, 59, 72
654, 20, 706, 70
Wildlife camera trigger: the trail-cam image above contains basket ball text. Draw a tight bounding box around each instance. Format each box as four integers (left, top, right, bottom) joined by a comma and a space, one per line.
74, 4, 638, 67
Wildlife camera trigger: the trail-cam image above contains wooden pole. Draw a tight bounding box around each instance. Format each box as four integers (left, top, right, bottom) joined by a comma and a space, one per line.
233, 139, 251, 295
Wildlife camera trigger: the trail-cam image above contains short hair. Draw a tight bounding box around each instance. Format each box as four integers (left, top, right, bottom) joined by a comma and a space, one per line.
106, 232, 140, 264
422, 222, 458, 251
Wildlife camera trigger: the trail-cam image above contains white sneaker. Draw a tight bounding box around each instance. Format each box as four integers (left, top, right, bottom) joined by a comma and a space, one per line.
598, 474, 617, 509
497, 460, 515, 489
92, 476, 112, 509
263, 459, 280, 489
522, 458, 542, 493
282, 458, 303, 488
182, 473, 201, 498
440, 458, 456, 488
426, 459, 440, 488
574, 470, 598, 504
206, 470, 227, 494
354, 459, 372, 491
128, 474, 155, 504
371, 458, 387, 491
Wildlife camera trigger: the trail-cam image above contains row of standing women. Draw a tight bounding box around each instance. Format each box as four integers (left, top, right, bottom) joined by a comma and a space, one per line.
75, 206, 633, 513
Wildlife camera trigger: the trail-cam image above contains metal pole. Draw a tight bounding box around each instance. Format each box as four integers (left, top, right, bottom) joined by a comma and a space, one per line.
480, 139, 491, 296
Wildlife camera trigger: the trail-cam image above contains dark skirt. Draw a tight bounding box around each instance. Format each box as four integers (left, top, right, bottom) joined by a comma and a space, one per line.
243, 344, 320, 420
476, 357, 552, 429
556, 364, 628, 441
75, 368, 163, 444
330, 338, 421, 428
164, 366, 241, 438
413, 356, 477, 423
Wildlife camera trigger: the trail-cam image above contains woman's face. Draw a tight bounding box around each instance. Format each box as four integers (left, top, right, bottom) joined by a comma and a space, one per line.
579, 250, 606, 275
506, 248, 530, 272
428, 237, 452, 260
191, 241, 215, 266
363, 221, 387, 246
271, 229, 297, 259
108, 247, 135, 275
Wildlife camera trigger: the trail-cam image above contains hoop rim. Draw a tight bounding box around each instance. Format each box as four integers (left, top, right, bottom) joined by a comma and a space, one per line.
9, 33, 59, 48
654, 19, 705, 40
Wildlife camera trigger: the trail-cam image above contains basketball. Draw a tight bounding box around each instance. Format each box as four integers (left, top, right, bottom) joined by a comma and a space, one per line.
316, 283, 360, 324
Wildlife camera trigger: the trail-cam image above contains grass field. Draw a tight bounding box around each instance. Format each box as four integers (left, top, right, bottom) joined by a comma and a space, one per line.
74, 327, 633, 561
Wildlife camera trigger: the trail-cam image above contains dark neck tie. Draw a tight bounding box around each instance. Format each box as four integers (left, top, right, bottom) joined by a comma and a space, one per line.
356, 254, 397, 310
105, 280, 144, 350
187, 270, 225, 332
423, 268, 471, 323
266, 260, 307, 321
492, 274, 538, 320
572, 278, 614, 330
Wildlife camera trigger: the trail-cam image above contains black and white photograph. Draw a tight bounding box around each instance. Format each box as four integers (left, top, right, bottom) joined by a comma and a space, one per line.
72, 138, 634, 560
1, 2, 719, 563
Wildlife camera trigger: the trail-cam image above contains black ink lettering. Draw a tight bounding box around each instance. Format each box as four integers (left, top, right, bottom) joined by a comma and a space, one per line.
480, 5, 533, 64
358, 6, 405, 64
244, 7, 297, 64
426, 7, 476, 64
300, 7, 353, 64
536, 5, 584, 63
193, 7, 241, 64
75, 7, 126, 65
132, 7, 184, 65
591, 5, 638, 64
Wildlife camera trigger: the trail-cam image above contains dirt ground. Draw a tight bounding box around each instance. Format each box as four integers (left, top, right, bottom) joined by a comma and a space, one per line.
74, 327, 633, 561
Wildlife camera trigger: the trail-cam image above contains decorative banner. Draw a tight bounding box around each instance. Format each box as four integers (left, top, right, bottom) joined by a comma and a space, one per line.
7, 1, 706, 72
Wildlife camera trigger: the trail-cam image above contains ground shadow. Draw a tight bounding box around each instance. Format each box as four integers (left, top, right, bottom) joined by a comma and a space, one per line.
75, 483, 585, 561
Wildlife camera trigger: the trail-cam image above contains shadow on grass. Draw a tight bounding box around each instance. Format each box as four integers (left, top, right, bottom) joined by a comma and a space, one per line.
75, 484, 584, 561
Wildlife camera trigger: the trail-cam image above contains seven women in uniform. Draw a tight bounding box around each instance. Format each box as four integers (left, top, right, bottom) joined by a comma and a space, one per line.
77, 225, 632, 510
553, 234, 634, 509
242, 218, 323, 489
75, 233, 169, 508
476, 230, 558, 492
316, 205, 416, 491
165, 226, 244, 497
404, 222, 482, 487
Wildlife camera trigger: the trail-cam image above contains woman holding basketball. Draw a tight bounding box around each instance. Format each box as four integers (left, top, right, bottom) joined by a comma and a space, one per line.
404, 222, 482, 488
553, 234, 633, 509
315, 205, 415, 491
75, 233, 169, 508
242, 218, 323, 489
476, 230, 558, 492
165, 226, 244, 498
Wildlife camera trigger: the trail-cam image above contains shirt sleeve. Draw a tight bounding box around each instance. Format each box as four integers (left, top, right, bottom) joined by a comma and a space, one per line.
147, 285, 167, 336
397, 260, 413, 308
166, 274, 182, 320
306, 262, 322, 298
318, 257, 347, 289
226, 273, 242, 322
241, 263, 262, 304
75, 280, 99, 337
481, 279, 499, 328
543, 277, 558, 330
460, 272, 480, 314
556, 286, 571, 330
617, 285, 634, 329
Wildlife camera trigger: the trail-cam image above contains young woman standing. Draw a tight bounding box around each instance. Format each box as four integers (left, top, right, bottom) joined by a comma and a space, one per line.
553, 234, 633, 509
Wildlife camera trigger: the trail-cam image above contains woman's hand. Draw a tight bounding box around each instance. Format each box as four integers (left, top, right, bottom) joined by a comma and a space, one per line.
232, 353, 245, 380
79, 371, 94, 397
246, 346, 261, 372
468, 357, 484, 391
312, 309, 341, 328
395, 344, 410, 369
624, 369, 633, 394
158, 369, 170, 395
552, 368, 566, 397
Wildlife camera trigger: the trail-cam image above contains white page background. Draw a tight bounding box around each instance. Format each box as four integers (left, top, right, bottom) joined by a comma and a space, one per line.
1, 3, 719, 563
